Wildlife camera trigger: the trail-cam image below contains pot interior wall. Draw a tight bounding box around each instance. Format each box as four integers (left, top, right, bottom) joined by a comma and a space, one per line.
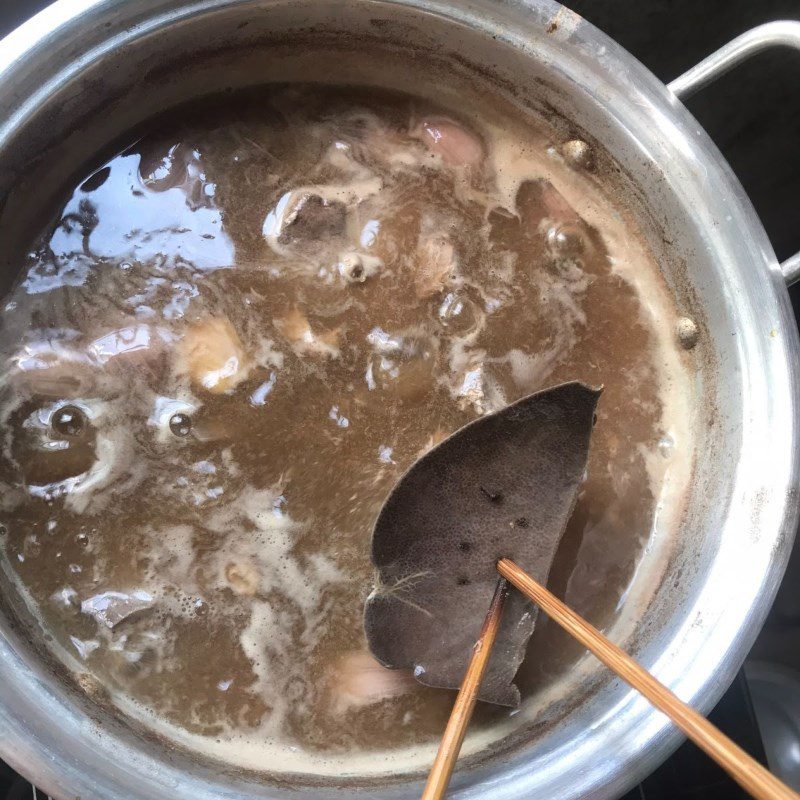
0, 1, 786, 798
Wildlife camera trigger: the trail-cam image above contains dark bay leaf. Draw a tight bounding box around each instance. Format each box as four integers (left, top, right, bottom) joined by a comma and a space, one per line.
364, 381, 600, 706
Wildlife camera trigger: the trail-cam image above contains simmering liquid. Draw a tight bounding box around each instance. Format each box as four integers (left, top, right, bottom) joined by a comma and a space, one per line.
0, 85, 692, 776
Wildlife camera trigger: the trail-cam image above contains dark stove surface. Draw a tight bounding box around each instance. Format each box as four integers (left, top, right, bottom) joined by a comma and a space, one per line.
0, 769, 48, 800
622, 674, 768, 800
0, 1, 798, 798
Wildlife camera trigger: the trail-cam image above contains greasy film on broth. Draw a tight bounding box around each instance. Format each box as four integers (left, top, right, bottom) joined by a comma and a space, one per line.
0, 85, 691, 776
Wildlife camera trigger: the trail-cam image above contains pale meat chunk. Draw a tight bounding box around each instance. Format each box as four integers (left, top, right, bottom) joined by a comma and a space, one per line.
518, 179, 581, 232
414, 233, 458, 299
327, 651, 415, 715
177, 318, 251, 394
225, 560, 260, 596
416, 117, 484, 168
274, 306, 340, 359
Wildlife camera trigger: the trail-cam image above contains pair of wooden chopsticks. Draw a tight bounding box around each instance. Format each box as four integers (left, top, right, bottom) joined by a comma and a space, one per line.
421, 558, 800, 800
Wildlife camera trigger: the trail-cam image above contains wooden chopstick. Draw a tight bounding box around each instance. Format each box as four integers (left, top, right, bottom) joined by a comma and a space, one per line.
421, 576, 509, 800
497, 557, 800, 800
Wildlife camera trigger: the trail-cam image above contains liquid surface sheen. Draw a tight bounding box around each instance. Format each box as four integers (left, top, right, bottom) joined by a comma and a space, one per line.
0, 85, 692, 776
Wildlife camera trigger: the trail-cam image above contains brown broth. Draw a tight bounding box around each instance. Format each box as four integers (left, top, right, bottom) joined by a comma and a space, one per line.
0, 85, 691, 776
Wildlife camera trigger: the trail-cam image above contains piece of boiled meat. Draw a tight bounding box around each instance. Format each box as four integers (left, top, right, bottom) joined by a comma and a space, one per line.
176, 317, 251, 394
415, 117, 484, 169
327, 651, 415, 715
364, 381, 600, 706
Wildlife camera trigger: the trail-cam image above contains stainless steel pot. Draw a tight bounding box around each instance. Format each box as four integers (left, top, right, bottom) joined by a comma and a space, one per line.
0, 2, 798, 799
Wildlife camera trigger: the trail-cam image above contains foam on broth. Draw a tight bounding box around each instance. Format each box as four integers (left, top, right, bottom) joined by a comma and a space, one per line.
0, 84, 693, 777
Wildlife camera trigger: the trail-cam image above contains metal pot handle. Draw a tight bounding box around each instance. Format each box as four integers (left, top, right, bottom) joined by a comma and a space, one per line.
668, 21, 800, 286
